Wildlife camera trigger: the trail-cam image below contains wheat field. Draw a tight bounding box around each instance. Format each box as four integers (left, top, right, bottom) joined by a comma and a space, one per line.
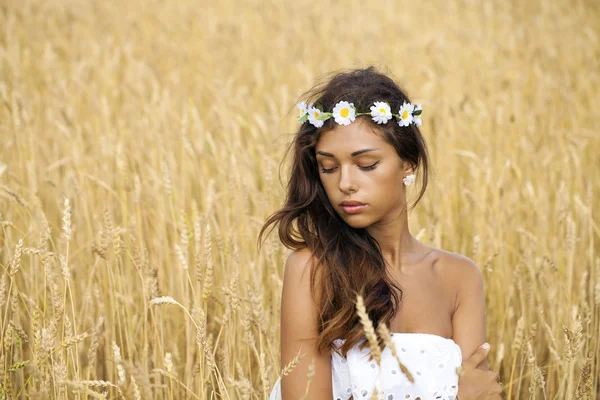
0, 0, 599, 398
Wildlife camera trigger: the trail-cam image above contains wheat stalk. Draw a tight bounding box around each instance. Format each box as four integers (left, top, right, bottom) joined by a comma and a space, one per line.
281, 348, 303, 376
377, 321, 414, 383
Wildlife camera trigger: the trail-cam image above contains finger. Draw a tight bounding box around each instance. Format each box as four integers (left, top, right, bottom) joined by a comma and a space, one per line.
463, 342, 490, 369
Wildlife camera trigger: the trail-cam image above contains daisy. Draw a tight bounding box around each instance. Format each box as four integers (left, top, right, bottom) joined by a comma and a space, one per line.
297, 102, 308, 121
397, 101, 414, 127
370, 101, 392, 124
413, 104, 423, 127
307, 106, 325, 128
332, 101, 356, 126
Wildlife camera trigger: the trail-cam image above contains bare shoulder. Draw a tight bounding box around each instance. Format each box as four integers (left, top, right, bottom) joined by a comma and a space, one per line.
430, 248, 483, 312
435, 248, 478, 271
283, 247, 326, 301
284, 247, 316, 279
281, 247, 325, 340
429, 247, 479, 275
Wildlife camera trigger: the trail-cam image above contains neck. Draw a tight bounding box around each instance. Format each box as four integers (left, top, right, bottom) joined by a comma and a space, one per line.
365, 207, 421, 272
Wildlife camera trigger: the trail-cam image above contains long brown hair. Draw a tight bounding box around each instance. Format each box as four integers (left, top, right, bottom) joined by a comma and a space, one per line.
258, 66, 431, 357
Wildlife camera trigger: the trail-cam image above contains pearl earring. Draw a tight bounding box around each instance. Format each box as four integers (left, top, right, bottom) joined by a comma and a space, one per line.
403, 173, 416, 186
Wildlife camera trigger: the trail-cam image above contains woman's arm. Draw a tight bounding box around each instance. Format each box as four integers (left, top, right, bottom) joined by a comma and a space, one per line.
279, 248, 333, 399
450, 255, 489, 370
449, 255, 503, 399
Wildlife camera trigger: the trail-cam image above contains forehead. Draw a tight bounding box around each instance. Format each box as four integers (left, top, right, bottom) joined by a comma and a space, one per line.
315, 119, 388, 155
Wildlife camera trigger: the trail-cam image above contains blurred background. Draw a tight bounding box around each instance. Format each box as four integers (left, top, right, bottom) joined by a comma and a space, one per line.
0, 0, 599, 398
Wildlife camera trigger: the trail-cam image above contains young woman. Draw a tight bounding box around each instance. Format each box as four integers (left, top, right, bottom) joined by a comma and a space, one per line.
259, 67, 502, 399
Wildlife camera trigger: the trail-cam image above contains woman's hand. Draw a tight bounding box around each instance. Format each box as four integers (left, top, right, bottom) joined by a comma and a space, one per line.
456, 343, 502, 400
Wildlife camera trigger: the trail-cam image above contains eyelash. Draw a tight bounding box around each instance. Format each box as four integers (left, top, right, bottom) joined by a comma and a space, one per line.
320, 161, 380, 174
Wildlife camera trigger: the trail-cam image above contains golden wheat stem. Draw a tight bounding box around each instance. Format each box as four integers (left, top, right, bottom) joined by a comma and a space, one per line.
153, 368, 201, 400
150, 293, 233, 398
150, 296, 200, 331
15, 374, 33, 398
63, 238, 81, 381
355, 294, 382, 363
0, 278, 14, 354
299, 358, 315, 400
67, 280, 81, 381
377, 321, 414, 383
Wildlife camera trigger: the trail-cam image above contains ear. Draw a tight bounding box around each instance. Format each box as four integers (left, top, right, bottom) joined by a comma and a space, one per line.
402, 162, 414, 176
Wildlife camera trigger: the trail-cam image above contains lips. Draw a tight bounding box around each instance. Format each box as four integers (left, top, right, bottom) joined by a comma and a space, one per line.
340, 202, 367, 214
339, 201, 366, 206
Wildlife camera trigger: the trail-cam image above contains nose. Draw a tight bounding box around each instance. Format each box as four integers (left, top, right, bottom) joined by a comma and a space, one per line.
338, 165, 358, 194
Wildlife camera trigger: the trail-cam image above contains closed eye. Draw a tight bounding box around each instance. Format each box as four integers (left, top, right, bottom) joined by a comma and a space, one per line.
320, 160, 380, 174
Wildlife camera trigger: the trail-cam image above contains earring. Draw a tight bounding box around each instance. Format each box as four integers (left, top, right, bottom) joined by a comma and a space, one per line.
403, 173, 416, 186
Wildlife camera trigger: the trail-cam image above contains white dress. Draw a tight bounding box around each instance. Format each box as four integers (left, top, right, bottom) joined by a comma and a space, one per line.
269, 333, 462, 400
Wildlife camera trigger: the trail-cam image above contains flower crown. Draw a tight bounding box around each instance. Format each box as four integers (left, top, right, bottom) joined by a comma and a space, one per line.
297, 100, 423, 128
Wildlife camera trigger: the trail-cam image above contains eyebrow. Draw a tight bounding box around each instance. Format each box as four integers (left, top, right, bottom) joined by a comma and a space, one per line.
316, 148, 380, 158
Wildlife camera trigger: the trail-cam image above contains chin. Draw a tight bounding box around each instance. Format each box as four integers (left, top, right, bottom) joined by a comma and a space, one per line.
342, 216, 372, 229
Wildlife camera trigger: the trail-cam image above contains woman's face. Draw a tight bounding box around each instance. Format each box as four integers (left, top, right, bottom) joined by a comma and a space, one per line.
315, 118, 412, 228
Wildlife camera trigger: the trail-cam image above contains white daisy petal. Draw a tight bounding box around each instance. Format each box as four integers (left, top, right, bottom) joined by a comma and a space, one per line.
414, 114, 422, 127
370, 101, 392, 124
332, 101, 356, 126
297, 102, 308, 118
413, 104, 423, 126
397, 102, 415, 127
307, 106, 324, 128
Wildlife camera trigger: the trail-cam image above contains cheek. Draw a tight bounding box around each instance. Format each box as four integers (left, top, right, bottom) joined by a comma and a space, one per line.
320, 180, 337, 200
372, 174, 404, 202
373, 170, 402, 191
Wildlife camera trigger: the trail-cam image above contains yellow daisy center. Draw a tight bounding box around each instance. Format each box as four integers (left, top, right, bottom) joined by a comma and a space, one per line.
402, 110, 409, 119
314, 111, 319, 117
379, 108, 386, 113
340, 108, 349, 118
